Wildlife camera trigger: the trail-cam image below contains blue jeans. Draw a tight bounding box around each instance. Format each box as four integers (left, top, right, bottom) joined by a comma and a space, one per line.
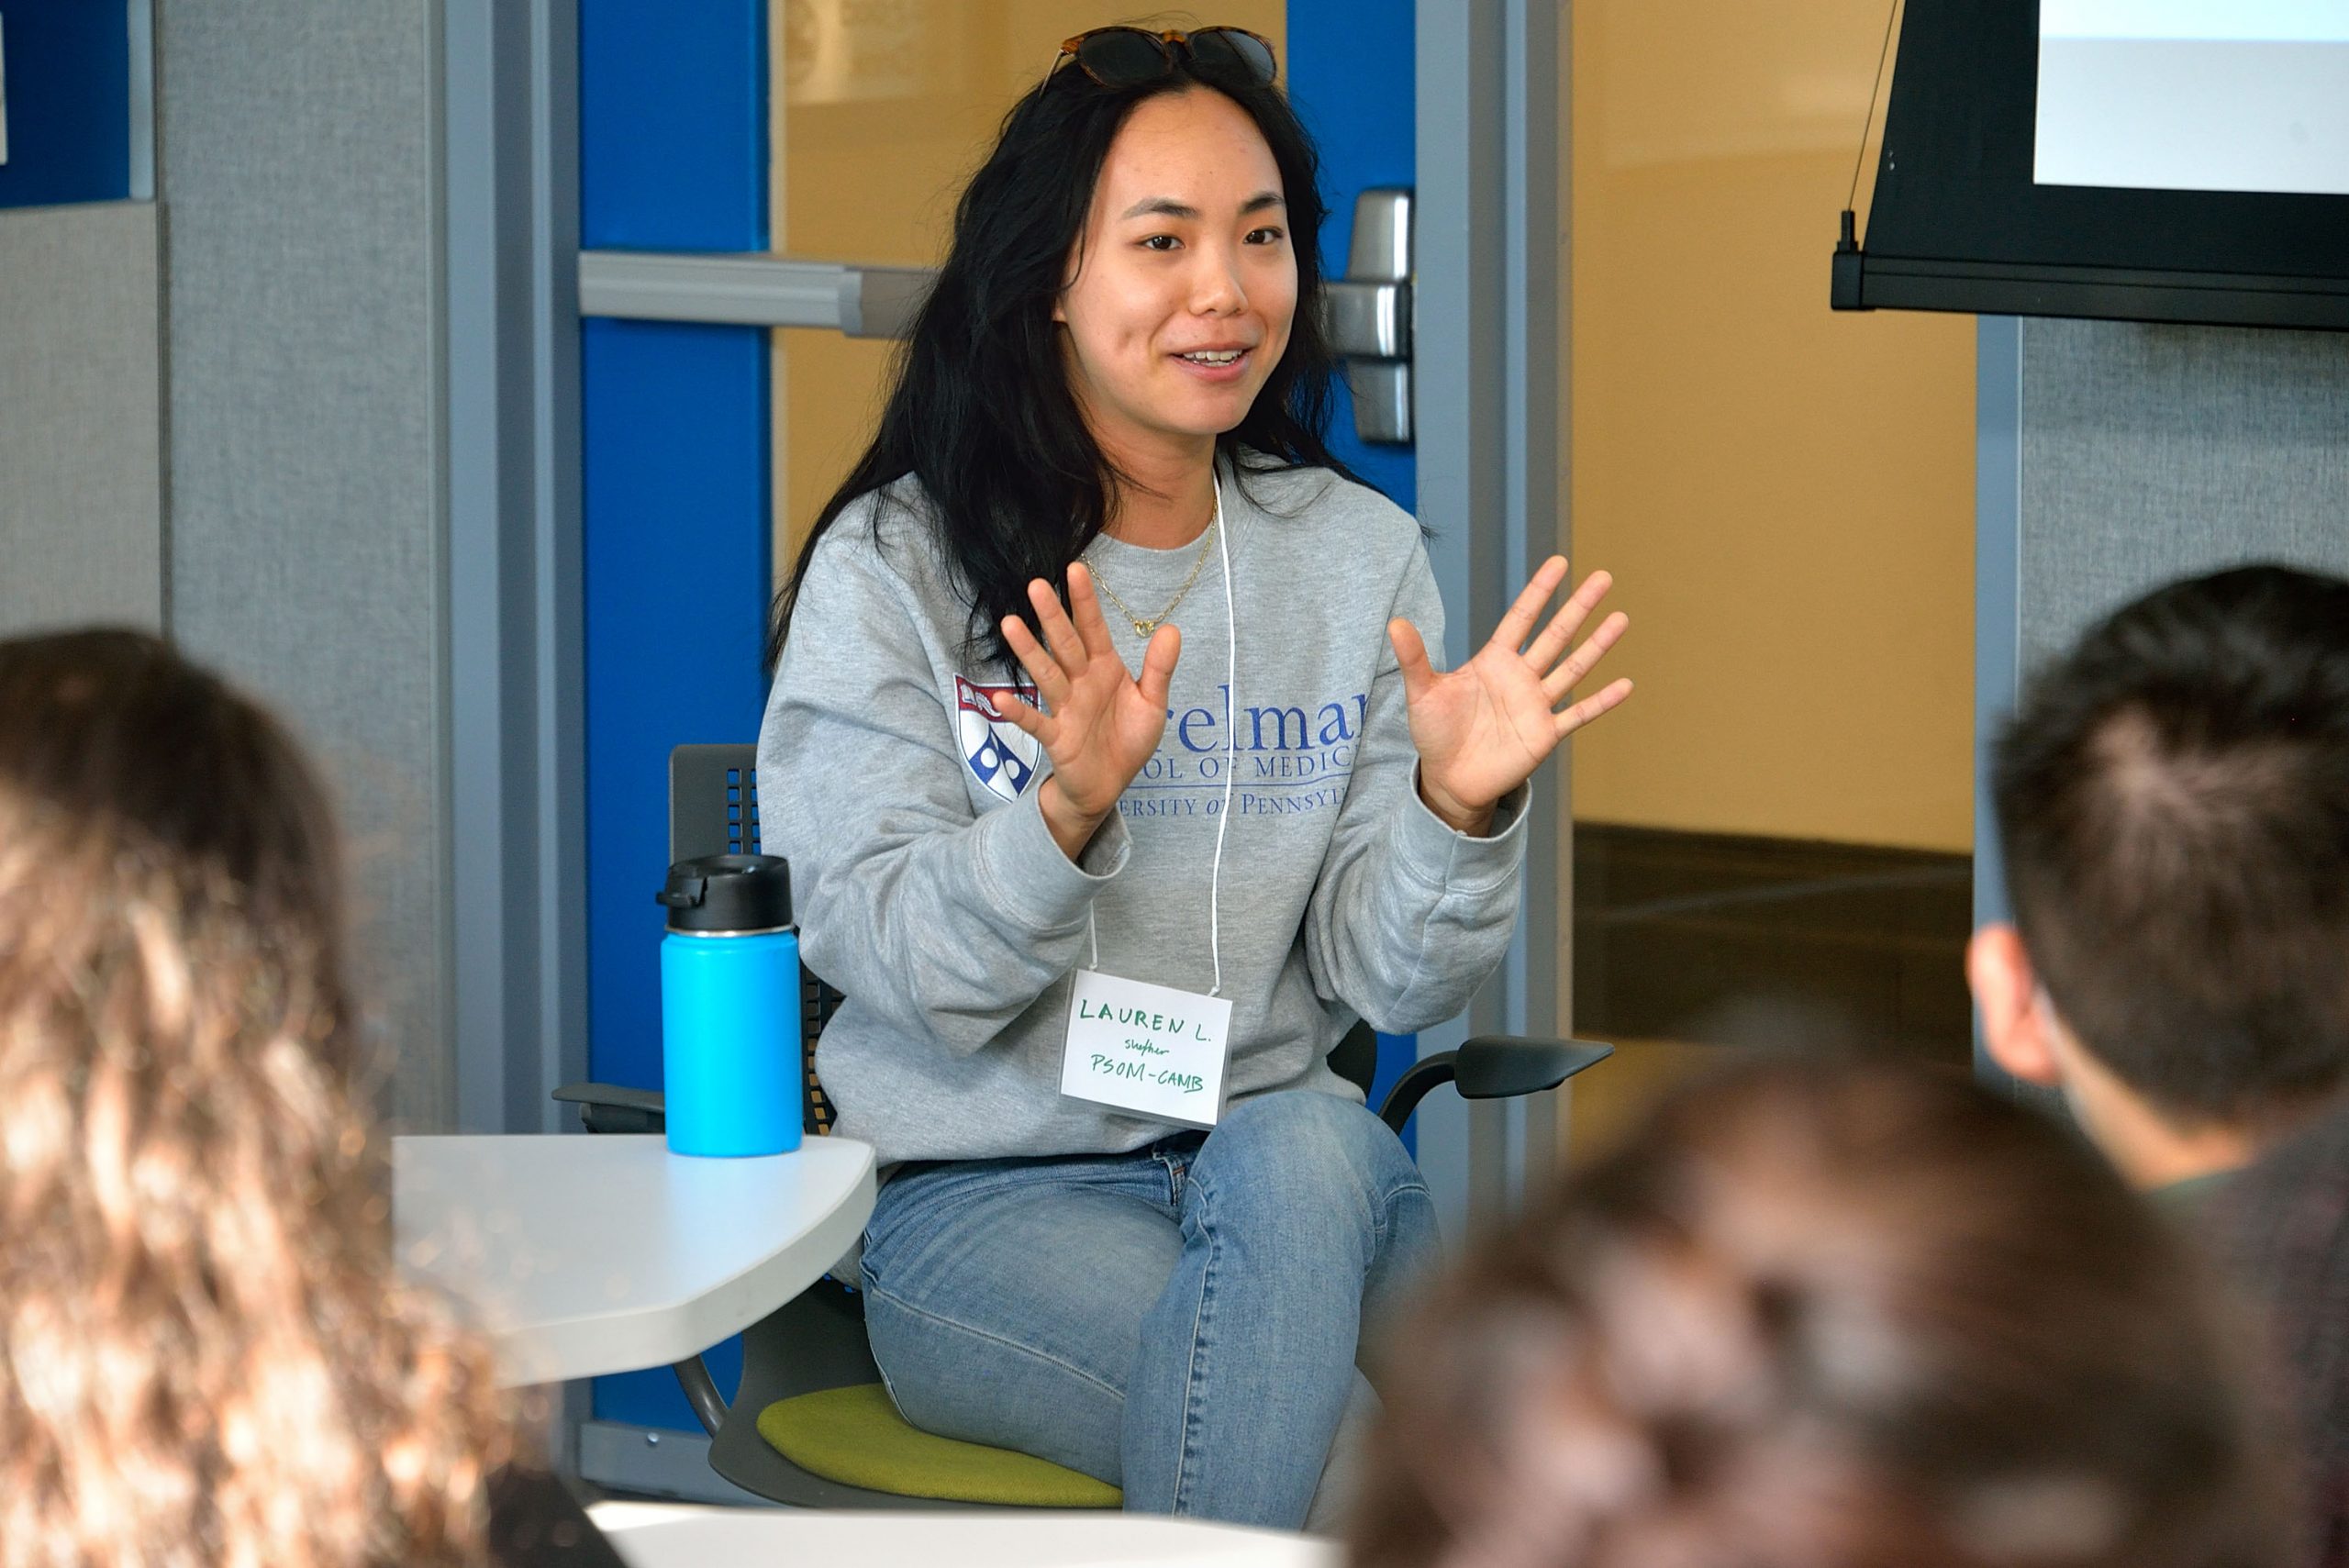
856, 1091, 1441, 1530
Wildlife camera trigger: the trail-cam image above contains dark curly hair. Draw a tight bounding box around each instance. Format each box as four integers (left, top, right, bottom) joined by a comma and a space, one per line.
1355, 1059, 2287, 1568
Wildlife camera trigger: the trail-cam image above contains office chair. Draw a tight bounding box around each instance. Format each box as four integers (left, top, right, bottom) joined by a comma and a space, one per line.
554, 742, 1614, 1509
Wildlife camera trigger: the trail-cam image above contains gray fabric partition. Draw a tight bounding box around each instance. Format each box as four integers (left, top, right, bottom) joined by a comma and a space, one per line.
1414, 0, 1569, 1226
157, 1, 452, 1127
0, 202, 164, 636
1976, 317, 2349, 1093
1977, 315, 2349, 932
2015, 319, 2349, 672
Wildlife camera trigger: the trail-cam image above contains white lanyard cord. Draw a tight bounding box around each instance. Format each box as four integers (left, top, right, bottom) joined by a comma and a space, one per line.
1208, 471, 1234, 996
1084, 472, 1235, 997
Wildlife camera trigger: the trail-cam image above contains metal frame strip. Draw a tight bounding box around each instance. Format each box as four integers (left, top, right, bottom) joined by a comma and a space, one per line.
441, 0, 593, 1473
1416, 0, 1564, 1225
128, 1, 155, 200
444, 0, 587, 1143
578, 1420, 773, 1507
1973, 314, 2023, 1084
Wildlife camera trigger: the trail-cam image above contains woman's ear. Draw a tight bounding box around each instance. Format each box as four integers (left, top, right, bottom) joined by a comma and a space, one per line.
1966, 924, 2062, 1087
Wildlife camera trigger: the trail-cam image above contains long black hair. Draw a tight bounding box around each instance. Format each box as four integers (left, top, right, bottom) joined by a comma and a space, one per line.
765, 49, 1366, 673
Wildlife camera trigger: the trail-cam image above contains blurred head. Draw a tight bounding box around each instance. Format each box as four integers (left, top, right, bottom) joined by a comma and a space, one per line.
767, 26, 1358, 673
0, 627, 348, 1018
0, 629, 508, 1567
1356, 1059, 2283, 1568
1970, 566, 2349, 1172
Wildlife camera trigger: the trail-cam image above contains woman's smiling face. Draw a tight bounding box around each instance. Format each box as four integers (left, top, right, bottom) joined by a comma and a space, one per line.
1055, 87, 1297, 460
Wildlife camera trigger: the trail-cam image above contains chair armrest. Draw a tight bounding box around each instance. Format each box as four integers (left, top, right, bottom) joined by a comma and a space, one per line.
1455, 1035, 1615, 1098
1375, 1035, 1614, 1134
551, 1081, 667, 1135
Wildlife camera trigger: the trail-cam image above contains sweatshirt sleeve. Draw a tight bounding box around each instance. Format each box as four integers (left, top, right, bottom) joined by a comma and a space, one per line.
1300, 543, 1529, 1034
756, 528, 1129, 1057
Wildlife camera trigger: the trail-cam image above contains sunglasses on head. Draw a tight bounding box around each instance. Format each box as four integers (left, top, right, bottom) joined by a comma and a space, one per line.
1052, 26, 1279, 92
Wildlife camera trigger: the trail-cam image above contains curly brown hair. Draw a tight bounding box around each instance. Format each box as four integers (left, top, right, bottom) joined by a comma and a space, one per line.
0, 630, 515, 1568
1354, 1059, 2288, 1568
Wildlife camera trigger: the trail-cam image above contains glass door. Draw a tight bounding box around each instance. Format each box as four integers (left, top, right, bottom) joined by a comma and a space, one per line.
1559, 0, 1979, 1164
561, 0, 1991, 1500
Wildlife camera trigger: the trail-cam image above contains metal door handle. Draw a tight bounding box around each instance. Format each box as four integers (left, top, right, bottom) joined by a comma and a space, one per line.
577, 252, 931, 339
579, 188, 1413, 445
1326, 188, 1413, 446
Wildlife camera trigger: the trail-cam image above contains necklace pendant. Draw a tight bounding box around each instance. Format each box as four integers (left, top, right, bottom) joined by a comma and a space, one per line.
1131, 618, 1156, 637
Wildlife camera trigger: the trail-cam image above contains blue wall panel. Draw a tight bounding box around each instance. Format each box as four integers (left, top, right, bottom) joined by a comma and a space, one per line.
580, 0, 767, 1433
1286, 0, 1416, 517
1286, 0, 1421, 1125
580, 0, 765, 250
582, 318, 771, 1094
580, 318, 769, 1429
0, 1, 132, 209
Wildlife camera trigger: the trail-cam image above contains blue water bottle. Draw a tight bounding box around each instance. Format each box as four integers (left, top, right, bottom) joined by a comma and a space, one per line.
657, 854, 803, 1157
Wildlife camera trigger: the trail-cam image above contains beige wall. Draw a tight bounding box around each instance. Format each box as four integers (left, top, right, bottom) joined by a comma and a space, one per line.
770, 4, 1287, 570
1568, 1, 1976, 853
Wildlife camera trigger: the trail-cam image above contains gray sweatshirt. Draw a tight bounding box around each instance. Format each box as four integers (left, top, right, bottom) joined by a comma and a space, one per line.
757, 462, 1528, 1166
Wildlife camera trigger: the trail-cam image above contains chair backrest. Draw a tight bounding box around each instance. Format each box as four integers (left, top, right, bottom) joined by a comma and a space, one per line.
1329, 1018, 1378, 1097
670, 742, 763, 861
672, 743, 1379, 1117
670, 744, 839, 1136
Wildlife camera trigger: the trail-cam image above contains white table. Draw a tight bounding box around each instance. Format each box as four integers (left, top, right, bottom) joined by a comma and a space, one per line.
586, 1502, 1338, 1568
393, 1133, 876, 1387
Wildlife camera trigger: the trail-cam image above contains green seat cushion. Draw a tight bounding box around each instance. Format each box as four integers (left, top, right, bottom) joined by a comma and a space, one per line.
755, 1383, 1121, 1508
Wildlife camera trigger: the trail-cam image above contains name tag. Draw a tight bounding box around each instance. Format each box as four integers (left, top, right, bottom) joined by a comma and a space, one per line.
1061, 969, 1234, 1128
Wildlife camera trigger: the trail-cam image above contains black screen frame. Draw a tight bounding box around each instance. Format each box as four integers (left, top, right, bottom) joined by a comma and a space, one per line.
1831, 0, 2349, 331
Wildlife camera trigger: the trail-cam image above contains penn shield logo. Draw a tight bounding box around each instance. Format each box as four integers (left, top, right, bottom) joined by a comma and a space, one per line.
954, 675, 1041, 803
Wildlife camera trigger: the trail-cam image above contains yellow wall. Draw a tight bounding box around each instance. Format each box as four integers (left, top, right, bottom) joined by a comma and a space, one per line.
770, 5, 1287, 572
1569, 1, 1976, 852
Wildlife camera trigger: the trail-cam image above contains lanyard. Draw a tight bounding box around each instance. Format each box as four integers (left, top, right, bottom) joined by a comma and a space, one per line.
1085, 469, 1236, 995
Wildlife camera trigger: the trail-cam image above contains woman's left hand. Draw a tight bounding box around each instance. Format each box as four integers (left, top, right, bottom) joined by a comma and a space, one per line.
1389, 556, 1631, 836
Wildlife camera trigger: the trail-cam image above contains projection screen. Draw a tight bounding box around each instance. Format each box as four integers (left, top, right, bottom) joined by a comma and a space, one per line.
2035, 0, 2349, 197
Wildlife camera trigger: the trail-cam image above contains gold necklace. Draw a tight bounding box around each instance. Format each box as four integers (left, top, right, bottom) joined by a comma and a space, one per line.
1090, 512, 1218, 637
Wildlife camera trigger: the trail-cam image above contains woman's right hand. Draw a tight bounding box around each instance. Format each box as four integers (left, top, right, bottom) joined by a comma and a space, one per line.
995, 563, 1182, 862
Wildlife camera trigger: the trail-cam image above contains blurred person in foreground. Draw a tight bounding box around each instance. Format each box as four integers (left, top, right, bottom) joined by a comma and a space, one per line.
0, 629, 618, 1567
1353, 1059, 2286, 1568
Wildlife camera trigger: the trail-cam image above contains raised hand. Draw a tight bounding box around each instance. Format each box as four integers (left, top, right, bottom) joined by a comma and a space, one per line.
1388, 556, 1631, 836
993, 563, 1182, 861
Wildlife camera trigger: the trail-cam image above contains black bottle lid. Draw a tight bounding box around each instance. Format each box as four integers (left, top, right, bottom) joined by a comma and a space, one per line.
656, 854, 793, 935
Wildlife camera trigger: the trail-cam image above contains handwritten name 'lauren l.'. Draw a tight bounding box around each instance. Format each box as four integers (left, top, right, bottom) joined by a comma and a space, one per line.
1075, 999, 1219, 1043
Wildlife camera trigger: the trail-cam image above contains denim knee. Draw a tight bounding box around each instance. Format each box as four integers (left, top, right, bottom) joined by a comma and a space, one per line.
1189, 1091, 1422, 1240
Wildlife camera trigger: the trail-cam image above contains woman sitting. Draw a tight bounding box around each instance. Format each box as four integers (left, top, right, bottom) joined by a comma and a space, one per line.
760, 25, 1629, 1529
